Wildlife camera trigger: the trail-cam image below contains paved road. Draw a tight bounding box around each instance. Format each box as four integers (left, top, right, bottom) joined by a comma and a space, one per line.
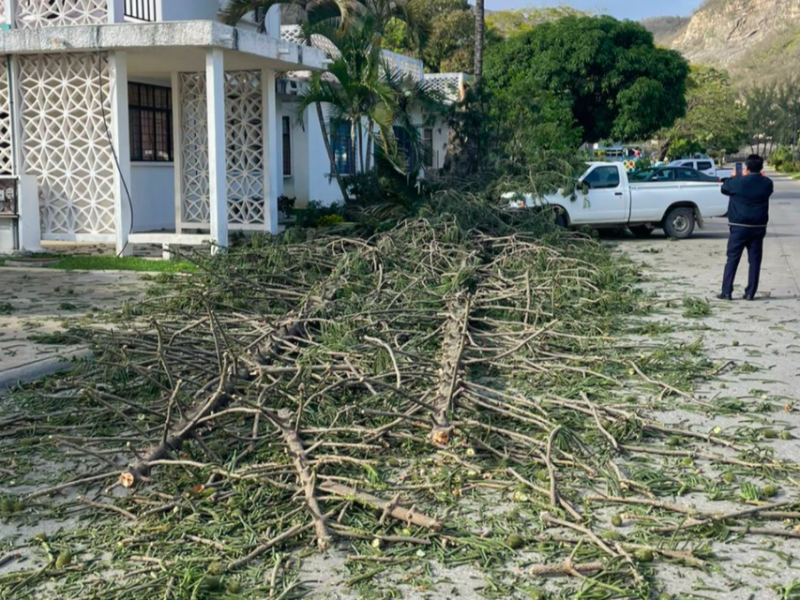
623, 170, 800, 599
0, 268, 148, 388
621, 169, 800, 300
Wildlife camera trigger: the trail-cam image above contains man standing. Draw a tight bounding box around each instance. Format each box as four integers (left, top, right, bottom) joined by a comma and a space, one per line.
718, 154, 774, 301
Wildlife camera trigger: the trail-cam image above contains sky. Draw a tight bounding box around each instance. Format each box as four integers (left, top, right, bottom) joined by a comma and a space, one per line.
483, 0, 705, 20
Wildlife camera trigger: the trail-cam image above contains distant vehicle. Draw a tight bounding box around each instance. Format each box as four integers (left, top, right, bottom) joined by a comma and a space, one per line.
668, 159, 733, 180
506, 162, 728, 239
594, 145, 644, 163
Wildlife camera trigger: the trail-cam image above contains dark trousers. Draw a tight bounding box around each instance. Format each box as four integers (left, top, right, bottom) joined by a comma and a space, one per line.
722, 226, 767, 297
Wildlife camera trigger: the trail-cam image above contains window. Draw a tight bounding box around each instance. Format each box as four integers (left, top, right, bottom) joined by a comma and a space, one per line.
282, 116, 292, 177
697, 161, 713, 172
652, 169, 677, 182
332, 121, 355, 175
423, 128, 434, 169
630, 169, 655, 182
676, 168, 701, 181
583, 166, 620, 189
394, 126, 417, 172
129, 82, 173, 162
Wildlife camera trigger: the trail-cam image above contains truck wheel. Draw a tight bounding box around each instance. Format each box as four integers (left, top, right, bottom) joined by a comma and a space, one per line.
663, 207, 696, 239
553, 209, 569, 229
629, 225, 655, 237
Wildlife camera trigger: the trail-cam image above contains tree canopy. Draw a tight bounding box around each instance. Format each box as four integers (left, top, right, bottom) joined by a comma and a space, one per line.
383, 0, 474, 73
660, 66, 747, 161
484, 16, 690, 145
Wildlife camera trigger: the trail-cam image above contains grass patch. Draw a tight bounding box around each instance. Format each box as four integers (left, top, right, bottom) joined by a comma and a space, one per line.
45, 255, 196, 273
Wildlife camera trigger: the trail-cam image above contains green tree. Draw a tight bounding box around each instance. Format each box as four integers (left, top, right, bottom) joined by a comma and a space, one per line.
743, 78, 800, 157
660, 67, 747, 162
484, 16, 690, 144
383, 0, 474, 73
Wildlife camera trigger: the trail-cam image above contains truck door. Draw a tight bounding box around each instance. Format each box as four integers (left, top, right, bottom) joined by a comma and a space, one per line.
579, 165, 629, 224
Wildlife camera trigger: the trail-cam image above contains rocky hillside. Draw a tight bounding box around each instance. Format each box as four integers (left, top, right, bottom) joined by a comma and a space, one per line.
644, 0, 800, 85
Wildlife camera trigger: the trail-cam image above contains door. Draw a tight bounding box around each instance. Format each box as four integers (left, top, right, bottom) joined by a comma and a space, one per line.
575, 165, 629, 224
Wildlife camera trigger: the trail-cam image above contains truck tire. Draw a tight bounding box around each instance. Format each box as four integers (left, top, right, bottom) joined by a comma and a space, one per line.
663, 207, 696, 239
629, 225, 655, 237
554, 209, 569, 229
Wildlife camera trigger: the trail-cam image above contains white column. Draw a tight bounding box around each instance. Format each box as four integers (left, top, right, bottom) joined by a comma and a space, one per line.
109, 51, 133, 256
206, 48, 228, 251
4, 0, 16, 27
108, 0, 124, 23
262, 68, 279, 235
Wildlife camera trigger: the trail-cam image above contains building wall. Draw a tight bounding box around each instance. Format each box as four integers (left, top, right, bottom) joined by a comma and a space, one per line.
279, 100, 454, 208
159, 0, 219, 22
130, 163, 175, 232
17, 53, 116, 240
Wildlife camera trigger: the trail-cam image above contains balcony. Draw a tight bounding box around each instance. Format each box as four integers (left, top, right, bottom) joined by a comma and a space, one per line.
0, 0, 232, 28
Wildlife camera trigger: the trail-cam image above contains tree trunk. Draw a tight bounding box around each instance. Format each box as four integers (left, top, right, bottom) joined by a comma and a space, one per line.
365, 119, 374, 171
358, 119, 365, 173
316, 101, 349, 202
473, 0, 485, 91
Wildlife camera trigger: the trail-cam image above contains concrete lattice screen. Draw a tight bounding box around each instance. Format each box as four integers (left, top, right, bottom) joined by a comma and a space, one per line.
180, 72, 211, 225
179, 70, 266, 229
0, 59, 13, 177
17, 53, 116, 237
15, 0, 107, 28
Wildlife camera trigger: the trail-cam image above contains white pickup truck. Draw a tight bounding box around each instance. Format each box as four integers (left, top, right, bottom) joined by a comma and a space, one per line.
507, 162, 728, 238
668, 159, 733, 181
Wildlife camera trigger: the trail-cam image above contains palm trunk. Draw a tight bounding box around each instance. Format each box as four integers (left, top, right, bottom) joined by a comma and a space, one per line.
366, 119, 374, 171
474, 0, 485, 91
316, 102, 349, 202
358, 120, 365, 173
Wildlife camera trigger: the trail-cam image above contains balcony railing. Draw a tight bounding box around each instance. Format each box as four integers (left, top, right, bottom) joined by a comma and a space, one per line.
124, 0, 155, 22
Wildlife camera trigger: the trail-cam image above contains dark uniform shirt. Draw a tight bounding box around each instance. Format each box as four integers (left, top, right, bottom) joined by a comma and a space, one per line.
721, 173, 774, 227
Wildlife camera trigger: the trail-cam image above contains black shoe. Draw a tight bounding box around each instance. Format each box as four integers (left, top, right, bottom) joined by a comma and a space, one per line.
716, 293, 733, 301
743, 294, 755, 301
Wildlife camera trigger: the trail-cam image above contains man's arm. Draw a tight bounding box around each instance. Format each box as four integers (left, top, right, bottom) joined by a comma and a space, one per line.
721, 177, 738, 197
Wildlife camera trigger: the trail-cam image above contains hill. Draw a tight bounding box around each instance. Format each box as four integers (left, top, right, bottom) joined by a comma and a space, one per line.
640, 16, 690, 47
643, 0, 800, 86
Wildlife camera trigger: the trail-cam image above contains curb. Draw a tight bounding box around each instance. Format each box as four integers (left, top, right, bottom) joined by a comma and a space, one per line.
0, 349, 93, 392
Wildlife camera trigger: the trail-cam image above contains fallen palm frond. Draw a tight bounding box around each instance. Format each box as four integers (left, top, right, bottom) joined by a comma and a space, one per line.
0, 199, 796, 600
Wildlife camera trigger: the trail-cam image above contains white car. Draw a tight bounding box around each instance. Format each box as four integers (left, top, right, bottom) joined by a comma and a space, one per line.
668, 159, 733, 180
506, 162, 729, 239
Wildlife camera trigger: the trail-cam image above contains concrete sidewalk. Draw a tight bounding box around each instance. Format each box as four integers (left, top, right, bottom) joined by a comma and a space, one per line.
0, 267, 148, 390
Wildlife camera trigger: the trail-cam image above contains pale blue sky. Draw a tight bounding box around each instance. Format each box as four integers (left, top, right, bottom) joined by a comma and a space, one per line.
482, 0, 704, 20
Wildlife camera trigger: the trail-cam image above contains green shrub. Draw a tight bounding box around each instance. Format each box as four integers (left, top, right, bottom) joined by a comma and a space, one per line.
316, 214, 346, 228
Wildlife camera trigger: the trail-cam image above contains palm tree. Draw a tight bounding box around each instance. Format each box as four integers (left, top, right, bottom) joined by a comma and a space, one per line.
473, 0, 484, 90
223, 0, 430, 200
297, 16, 396, 174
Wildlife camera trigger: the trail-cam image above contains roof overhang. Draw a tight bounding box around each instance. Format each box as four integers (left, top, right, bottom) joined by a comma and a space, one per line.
0, 21, 328, 73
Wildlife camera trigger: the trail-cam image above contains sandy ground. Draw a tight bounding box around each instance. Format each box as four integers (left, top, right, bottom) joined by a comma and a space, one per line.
620, 170, 800, 599
0, 268, 148, 378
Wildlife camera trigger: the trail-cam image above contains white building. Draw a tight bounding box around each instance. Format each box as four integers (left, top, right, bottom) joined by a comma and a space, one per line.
0, 0, 467, 255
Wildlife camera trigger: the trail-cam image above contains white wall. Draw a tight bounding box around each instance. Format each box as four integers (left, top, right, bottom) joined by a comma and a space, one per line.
158, 0, 219, 22
131, 163, 175, 232
277, 101, 454, 208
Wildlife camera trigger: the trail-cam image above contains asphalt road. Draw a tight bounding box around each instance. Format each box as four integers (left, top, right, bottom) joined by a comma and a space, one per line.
620, 169, 800, 301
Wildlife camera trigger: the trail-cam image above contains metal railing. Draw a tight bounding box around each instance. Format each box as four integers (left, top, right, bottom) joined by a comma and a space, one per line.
124, 0, 155, 22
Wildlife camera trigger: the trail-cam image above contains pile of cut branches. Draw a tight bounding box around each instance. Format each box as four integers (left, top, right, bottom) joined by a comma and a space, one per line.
1, 201, 798, 600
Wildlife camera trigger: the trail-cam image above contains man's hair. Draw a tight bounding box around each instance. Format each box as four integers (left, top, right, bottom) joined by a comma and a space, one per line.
746, 154, 764, 173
